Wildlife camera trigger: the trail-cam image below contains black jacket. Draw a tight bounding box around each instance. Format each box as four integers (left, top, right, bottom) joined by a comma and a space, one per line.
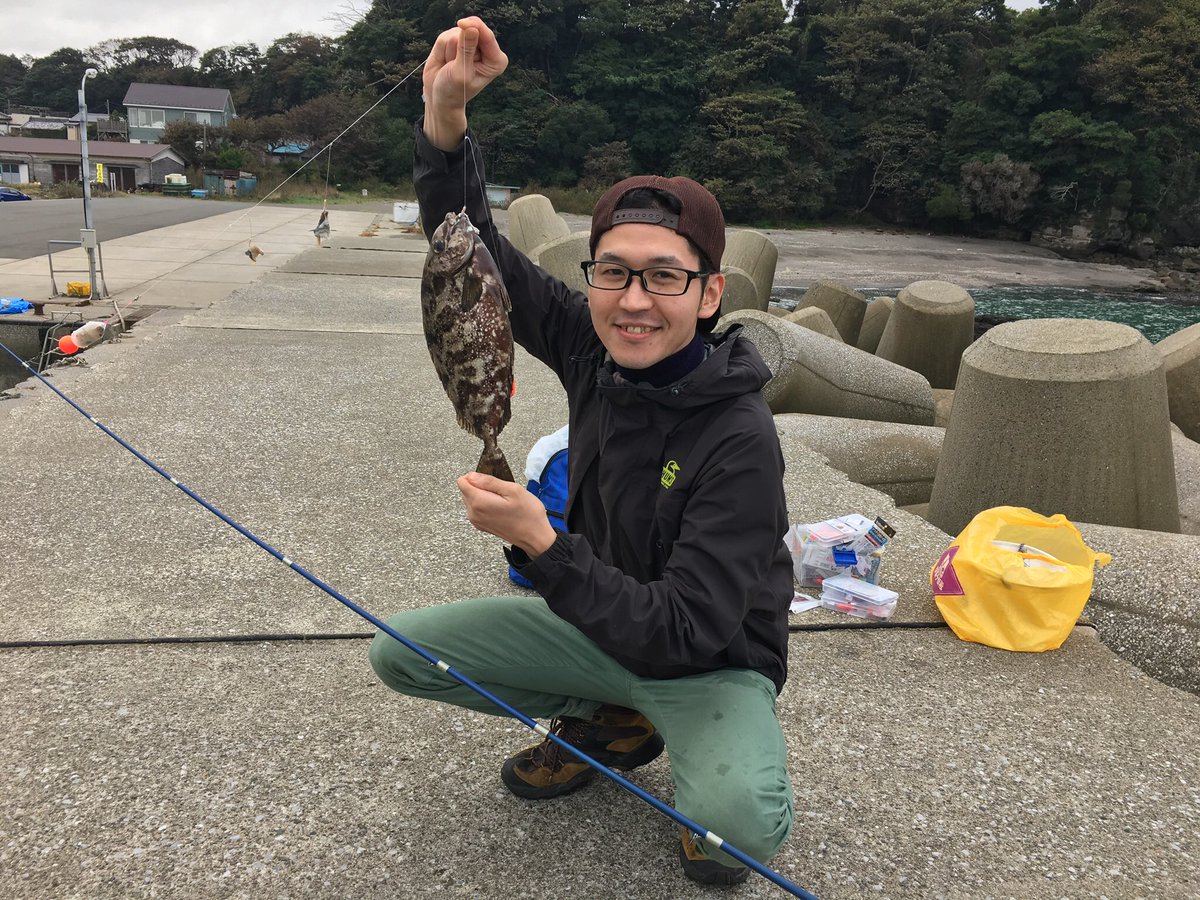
415, 123, 792, 693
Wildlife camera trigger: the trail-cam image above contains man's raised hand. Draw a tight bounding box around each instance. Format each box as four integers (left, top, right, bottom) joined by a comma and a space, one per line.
423, 17, 508, 150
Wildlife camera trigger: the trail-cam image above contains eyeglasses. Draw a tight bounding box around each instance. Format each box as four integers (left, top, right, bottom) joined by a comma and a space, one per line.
580, 261, 708, 296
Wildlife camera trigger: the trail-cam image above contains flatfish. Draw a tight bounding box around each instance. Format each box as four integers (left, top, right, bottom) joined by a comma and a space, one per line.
421, 210, 515, 481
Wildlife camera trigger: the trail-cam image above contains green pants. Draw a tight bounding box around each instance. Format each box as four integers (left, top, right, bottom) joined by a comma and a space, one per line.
368, 595, 794, 865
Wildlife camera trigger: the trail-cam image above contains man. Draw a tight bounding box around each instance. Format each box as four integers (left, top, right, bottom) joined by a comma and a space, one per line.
369, 16, 795, 886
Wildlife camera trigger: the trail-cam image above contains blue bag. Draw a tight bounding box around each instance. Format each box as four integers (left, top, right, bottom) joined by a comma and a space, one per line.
508, 427, 569, 588
0, 299, 33, 314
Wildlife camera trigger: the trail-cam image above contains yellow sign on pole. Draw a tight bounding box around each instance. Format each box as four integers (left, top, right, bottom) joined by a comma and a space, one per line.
95, 162, 104, 183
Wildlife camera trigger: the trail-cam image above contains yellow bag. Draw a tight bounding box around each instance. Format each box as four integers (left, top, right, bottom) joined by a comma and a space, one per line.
930, 506, 1111, 652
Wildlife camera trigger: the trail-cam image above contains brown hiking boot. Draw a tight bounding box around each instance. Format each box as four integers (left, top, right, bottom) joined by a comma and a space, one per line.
500, 705, 665, 800
679, 828, 751, 886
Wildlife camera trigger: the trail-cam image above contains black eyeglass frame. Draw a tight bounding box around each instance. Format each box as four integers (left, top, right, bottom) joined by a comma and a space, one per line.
580, 260, 710, 296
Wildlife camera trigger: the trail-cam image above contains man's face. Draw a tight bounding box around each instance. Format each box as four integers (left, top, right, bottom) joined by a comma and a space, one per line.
588, 223, 724, 370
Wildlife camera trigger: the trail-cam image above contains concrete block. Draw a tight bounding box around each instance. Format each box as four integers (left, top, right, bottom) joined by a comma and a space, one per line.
856, 296, 893, 354
928, 318, 1181, 536
932, 387, 954, 428
718, 265, 762, 315
1079, 522, 1200, 695
798, 280, 868, 344
529, 232, 589, 295
1156, 321, 1200, 441
723, 229, 778, 310
718, 309, 936, 425
775, 413, 945, 505
876, 280, 975, 389
1172, 429, 1200, 535
782, 306, 842, 342
506, 194, 570, 256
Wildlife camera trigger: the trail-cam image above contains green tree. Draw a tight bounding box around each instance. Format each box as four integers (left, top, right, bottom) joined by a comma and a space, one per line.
0, 53, 27, 107
18, 48, 88, 111
959, 153, 1040, 224
808, 0, 1005, 219
683, 89, 830, 222
568, 0, 715, 173
1083, 0, 1200, 132
535, 100, 613, 185
199, 44, 263, 110
1028, 108, 1135, 207
249, 34, 340, 116
581, 141, 633, 189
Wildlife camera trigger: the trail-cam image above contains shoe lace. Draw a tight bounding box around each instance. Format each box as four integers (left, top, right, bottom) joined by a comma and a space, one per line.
529, 717, 594, 771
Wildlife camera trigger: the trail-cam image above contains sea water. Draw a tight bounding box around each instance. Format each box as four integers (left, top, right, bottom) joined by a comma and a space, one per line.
774, 286, 1200, 344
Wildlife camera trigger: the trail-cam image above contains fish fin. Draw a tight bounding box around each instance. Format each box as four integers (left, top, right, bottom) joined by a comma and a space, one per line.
460, 275, 483, 313
477, 447, 515, 483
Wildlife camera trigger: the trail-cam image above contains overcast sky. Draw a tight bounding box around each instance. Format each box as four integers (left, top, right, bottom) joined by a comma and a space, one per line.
7, 0, 1044, 62
4, 0, 353, 60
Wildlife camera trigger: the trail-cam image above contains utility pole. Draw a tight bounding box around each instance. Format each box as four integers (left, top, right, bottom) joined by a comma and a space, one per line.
78, 67, 98, 299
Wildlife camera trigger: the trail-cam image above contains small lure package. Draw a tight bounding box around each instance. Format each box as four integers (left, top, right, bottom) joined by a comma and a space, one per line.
819, 574, 899, 620
784, 514, 896, 586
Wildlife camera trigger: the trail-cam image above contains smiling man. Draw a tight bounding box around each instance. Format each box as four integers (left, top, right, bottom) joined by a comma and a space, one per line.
369, 16, 796, 886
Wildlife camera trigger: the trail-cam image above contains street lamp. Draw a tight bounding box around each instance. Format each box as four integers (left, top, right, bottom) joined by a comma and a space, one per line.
78, 67, 99, 298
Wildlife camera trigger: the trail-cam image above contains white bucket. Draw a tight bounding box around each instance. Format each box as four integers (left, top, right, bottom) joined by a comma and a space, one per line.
393, 201, 419, 225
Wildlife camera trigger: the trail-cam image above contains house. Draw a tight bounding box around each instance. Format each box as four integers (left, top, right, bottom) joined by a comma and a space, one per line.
266, 142, 314, 164
3, 111, 123, 141
66, 112, 128, 142
0, 137, 186, 190
122, 83, 235, 143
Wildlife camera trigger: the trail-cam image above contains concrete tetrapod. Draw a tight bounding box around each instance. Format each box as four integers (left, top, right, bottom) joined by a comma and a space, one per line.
797, 280, 868, 344
775, 413, 945, 505
927, 318, 1181, 536
723, 229, 778, 313
782, 306, 842, 342
718, 309, 935, 425
506, 193, 570, 256
856, 297, 894, 354
529, 231, 590, 294
1156, 321, 1200, 441
876, 281, 975, 389
719, 265, 763, 315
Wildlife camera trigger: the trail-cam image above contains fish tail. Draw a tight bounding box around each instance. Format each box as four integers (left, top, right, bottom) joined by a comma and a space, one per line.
477, 447, 515, 483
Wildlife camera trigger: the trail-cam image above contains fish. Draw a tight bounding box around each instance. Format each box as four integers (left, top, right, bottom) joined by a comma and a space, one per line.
421, 210, 515, 482
313, 210, 330, 245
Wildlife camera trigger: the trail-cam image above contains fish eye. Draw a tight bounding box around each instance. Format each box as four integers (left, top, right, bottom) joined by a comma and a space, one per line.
433, 240, 445, 252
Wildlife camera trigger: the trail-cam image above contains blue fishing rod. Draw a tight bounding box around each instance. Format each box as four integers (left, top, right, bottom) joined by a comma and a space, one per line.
0, 341, 818, 899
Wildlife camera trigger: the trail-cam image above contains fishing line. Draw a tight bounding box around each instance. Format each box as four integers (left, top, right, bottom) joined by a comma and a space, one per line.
322, 143, 333, 214
0, 338, 818, 899
217, 59, 426, 240
457, 31, 509, 291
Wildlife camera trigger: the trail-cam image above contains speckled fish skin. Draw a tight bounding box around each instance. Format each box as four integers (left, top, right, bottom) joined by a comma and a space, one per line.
421, 211, 515, 482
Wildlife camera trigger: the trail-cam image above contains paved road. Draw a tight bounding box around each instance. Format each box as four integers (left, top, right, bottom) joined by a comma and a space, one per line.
0, 197, 239, 261
0, 196, 412, 262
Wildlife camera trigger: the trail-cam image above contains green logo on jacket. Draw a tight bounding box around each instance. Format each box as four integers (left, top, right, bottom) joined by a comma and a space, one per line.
661, 460, 680, 489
